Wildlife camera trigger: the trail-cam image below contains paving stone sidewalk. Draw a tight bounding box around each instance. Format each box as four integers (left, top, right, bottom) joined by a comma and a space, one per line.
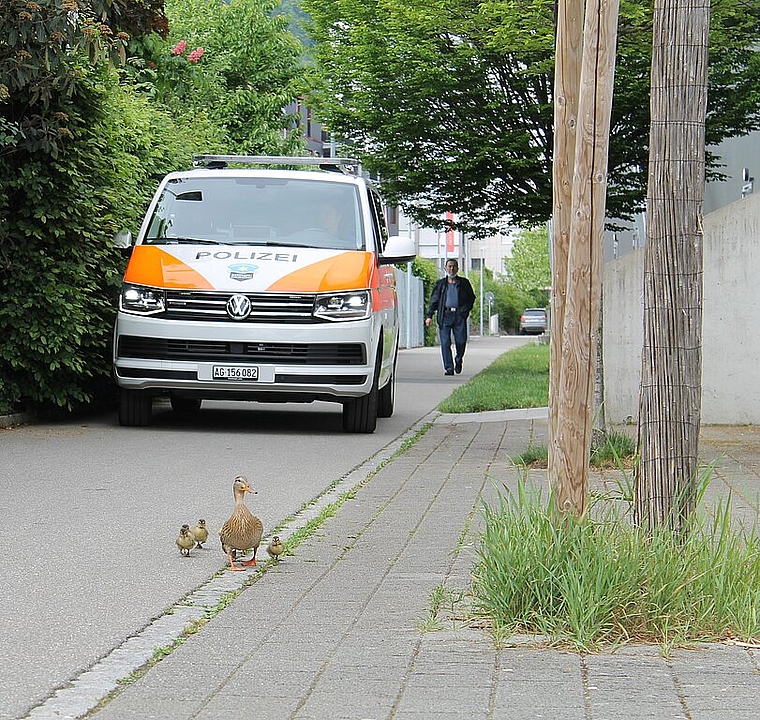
65, 418, 760, 719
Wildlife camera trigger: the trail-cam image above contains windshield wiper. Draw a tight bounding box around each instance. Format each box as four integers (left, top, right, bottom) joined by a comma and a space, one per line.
220, 240, 327, 248
150, 237, 232, 245
173, 237, 231, 245
251, 240, 313, 247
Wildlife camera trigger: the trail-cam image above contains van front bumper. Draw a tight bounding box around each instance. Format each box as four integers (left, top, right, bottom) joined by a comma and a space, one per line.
113, 313, 378, 401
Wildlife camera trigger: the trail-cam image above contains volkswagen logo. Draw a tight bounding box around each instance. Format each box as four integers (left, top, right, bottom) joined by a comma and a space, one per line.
226, 294, 252, 320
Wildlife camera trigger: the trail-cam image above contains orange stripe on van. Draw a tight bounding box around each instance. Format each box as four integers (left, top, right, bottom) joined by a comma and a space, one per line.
267, 252, 373, 293
123, 246, 214, 290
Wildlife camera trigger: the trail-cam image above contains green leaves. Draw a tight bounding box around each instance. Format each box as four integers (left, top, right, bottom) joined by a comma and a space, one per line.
146, 0, 309, 155
302, 0, 555, 234
504, 225, 551, 295
0, 0, 135, 157
303, 0, 760, 235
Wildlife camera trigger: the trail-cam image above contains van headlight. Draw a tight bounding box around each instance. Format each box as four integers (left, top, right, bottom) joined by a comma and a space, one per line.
313, 291, 371, 321
120, 283, 166, 315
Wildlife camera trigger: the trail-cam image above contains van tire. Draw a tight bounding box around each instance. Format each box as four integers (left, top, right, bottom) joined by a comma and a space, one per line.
342, 382, 378, 433
170, 396, 202, 414
119, 390, 152, 427
342, 348, 380, 433
377, 348, 397, 419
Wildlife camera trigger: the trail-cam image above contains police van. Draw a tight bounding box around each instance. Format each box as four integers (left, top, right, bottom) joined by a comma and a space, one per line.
113, 155, 416, 432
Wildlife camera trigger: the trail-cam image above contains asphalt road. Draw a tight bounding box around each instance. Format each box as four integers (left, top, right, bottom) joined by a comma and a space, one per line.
0, 335, 530, 720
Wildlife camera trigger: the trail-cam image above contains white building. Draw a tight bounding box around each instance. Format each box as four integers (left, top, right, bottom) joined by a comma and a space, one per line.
395, 211, 518, 279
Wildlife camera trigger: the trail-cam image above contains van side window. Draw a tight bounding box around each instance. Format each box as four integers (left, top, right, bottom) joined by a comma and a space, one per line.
367, 189, 389, 253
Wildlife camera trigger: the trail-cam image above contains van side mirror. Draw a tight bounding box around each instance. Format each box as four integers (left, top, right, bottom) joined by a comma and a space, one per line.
113, 230, 134, 259
113, 230, 133, 249
380, 235, 416, 264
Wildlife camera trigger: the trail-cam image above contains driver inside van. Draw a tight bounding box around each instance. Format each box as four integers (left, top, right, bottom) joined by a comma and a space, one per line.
292, 201, 347, 247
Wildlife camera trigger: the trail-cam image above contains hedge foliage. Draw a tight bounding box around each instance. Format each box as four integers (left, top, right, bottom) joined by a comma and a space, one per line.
0, 62, 203, 414
0, 0, 308, 416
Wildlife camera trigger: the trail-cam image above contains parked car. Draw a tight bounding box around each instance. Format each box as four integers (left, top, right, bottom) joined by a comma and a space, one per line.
519, 308, 548, 334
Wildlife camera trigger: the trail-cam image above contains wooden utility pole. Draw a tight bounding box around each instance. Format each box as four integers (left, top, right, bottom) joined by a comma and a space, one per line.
550, 0, 619, 517
635, 0, 710, 535
549, 0, 583, 506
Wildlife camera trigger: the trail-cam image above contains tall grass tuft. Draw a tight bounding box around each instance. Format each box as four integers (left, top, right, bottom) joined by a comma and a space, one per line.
590, 430, 636, 467
473, 479, 760, 652
513, 430, 636, 469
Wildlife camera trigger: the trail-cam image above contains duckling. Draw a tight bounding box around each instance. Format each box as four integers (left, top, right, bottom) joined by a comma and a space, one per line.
267, 535, 285, 562
219, 475, 263, 571
176, 524, 195, 557
191, 519, 209, 548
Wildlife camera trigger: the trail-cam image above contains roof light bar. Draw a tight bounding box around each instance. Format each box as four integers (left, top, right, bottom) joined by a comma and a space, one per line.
191, 155, 363, 176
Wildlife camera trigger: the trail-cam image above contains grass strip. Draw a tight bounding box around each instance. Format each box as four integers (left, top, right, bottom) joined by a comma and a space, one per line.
438, 342, 549, 414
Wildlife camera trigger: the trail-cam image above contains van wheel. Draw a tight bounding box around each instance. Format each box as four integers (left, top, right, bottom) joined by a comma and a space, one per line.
377, 348, 397, 419
342, 387, 378, 433
119, 390, 152, 426
342, 349, 380, 433
170, 396, 202, 414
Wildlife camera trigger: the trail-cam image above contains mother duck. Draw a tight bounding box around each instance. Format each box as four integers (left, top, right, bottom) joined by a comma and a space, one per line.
219, 475, 264, 571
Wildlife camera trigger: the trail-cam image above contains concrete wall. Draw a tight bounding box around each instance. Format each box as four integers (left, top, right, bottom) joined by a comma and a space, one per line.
602, 246, 644, 423
602, 190, 760, 424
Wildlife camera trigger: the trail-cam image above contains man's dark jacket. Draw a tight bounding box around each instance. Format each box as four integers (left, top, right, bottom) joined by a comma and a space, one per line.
426, 275, 476, 327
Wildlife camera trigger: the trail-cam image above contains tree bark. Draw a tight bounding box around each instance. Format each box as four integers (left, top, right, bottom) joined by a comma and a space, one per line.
551, 0, 619, 517
635, 0, 710, 536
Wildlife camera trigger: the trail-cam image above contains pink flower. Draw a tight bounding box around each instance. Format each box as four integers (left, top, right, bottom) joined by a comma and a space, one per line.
188, 47, 204, 63
171, 39, 187, 55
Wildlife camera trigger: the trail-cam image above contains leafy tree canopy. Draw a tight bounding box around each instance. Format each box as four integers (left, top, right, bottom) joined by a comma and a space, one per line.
504, 225, 551, 297
125, 0, 309, 155
301, 0, 760, 237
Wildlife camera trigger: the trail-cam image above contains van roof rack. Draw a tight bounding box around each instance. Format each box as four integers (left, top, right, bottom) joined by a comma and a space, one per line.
191, 155, 363, 176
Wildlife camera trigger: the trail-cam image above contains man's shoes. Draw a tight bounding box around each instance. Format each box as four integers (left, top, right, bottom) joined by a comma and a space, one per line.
455, 360, 463, 374
444, 370, 454, 376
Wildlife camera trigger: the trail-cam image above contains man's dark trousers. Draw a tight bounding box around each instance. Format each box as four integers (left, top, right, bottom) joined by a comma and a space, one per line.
439, 309, 467, 374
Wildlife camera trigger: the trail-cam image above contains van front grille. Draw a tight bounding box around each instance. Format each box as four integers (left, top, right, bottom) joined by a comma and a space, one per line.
164, 291, 317, 323
117, 336, 366, 365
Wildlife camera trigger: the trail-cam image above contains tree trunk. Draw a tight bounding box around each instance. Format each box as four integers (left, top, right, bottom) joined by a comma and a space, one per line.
550, 0, 619, 518
634, 0, 710, 535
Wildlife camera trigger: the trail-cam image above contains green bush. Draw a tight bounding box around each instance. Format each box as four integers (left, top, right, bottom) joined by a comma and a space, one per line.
0, 161, 123, 411
0, 63, 212, 413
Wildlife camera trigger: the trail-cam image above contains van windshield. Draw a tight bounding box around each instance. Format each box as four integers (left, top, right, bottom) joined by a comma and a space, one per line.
144, 177, 365, 251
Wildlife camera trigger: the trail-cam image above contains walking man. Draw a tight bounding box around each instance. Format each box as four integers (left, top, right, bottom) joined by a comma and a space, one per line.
425, 259, 476, 376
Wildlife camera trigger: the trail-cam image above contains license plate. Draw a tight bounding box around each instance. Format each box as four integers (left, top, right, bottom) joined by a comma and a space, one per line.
212, 365, 259, 380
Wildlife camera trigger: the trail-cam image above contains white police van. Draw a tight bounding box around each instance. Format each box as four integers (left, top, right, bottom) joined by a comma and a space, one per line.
113, 155, 416, 432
